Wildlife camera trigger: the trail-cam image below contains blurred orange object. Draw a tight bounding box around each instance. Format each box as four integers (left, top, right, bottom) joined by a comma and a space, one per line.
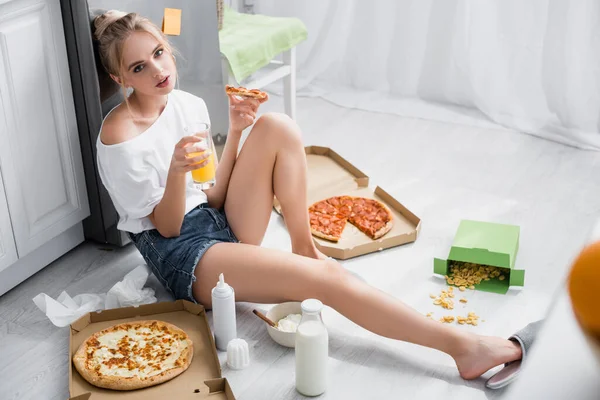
568, 240, 600, 340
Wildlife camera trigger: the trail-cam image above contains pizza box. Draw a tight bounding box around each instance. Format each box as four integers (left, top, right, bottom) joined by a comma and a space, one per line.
68, 300, 235, 400
274, 146, 421, 259
433, 219, 526, 294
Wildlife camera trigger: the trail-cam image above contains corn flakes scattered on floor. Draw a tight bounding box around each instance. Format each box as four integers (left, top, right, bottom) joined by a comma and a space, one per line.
431, 288, 455, 310
427, 283, 485, 325
444, 262, 509, 289
456, 312, 481, 326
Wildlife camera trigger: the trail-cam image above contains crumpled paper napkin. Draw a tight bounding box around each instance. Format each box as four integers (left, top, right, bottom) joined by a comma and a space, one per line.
32, 265, 157, 327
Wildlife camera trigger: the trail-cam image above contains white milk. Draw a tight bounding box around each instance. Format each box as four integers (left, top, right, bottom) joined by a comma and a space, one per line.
295, 300, 328, 396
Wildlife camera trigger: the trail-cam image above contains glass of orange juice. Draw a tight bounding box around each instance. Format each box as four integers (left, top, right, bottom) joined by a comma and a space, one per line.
186, 121, 216, 189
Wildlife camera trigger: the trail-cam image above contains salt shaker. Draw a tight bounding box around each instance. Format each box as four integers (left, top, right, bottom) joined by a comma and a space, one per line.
211, 273, 237, 351
227, 338, 250, 370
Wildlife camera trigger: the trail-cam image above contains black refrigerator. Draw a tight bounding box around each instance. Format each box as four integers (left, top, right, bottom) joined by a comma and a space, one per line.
60, 0, 229, 246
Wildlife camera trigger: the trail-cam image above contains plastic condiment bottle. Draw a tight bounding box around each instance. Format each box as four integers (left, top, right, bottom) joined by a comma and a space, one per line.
211, 273, 237, 351
295, 299, 328, 396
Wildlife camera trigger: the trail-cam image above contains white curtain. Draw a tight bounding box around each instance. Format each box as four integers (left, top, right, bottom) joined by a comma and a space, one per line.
255, 0, 600, 150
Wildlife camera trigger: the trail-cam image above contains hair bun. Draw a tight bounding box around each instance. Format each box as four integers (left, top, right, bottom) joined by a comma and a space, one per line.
94, 10, 128, 40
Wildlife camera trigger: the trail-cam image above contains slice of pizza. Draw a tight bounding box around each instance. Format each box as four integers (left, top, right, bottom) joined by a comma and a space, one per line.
351, 215, 393, 240
308, 210, 348, 242
349, 198, 393, 239
225, 85, 268, 100
72, 320, 193, 391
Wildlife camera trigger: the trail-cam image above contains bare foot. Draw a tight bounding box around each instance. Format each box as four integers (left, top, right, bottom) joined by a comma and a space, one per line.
453, 335, 523, 380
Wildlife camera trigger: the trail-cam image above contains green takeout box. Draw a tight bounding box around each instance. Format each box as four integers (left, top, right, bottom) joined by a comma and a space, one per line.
434, 220, 525, 294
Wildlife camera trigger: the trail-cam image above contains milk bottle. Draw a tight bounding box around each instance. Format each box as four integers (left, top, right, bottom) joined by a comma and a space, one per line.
295, 299, 328, 396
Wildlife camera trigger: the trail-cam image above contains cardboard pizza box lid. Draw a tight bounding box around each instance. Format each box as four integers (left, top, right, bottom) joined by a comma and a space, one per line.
433, 219, 525, 294
68, 300, 235, 399
274, 146, 421, 260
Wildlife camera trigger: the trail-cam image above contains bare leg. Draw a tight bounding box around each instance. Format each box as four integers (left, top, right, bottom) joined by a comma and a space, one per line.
203, 113, 520, 379
193, 243, 522, 380
224, 113, 325, 259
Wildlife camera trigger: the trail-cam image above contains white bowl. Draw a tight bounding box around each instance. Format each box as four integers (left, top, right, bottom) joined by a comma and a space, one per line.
265, 302, 302, 348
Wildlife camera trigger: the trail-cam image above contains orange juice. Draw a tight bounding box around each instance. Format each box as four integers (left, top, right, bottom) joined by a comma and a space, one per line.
189, 150, 216, 184
186, 120, 215, 188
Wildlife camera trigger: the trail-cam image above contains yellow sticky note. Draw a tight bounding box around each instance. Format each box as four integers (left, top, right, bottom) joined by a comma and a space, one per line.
162, 8, 182, 36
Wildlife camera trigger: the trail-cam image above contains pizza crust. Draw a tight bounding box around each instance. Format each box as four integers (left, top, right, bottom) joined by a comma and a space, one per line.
74, 362, 191, 391
372, 220, 393, 240
373, 199, 392, 216
73, 320, 193, 391
225, 85, 268, 100
310, 226, 341, 242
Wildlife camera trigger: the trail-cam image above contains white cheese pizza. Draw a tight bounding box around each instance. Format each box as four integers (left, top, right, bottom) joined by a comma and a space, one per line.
73, 320, 193, 390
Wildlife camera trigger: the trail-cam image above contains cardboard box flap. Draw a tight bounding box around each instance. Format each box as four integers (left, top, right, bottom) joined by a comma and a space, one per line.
71, 313, 92, 333
205, 378, 235, 398
87, 300, 204, 323
448, 246, 511, 269
374, 186, 420, 228
69, 300, 233, 399
452, 220, 520, 269
509, 269, 525, 286
305, 146, 369, 184
305, 146, 369, 196
70, 394, 91, 400
434, 258, 448, 275
474, 276, 510, 294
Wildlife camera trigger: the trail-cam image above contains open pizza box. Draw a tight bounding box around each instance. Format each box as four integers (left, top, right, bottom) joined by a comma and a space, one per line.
68, 300, 235, 400
274, 146, 421, 259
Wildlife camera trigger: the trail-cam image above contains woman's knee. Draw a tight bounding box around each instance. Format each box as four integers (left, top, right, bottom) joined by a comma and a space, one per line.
253, 112, 302, 145
314, 259, 351, 305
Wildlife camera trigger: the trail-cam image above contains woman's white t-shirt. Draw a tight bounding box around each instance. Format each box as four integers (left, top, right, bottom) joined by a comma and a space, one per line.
96, 90, 209, 234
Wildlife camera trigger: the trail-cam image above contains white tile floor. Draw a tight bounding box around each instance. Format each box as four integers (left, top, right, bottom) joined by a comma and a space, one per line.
2, 94, 600, 399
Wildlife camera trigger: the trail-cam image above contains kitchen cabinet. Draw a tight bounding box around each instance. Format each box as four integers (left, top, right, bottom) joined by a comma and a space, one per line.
0, 0, 90, 295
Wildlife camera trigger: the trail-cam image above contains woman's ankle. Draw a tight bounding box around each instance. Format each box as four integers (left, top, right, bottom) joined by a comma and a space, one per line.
443, 329, 477, 359
292, 242, 328, 260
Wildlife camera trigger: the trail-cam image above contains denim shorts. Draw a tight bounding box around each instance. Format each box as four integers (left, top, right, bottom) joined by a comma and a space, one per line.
128, 204, 238, 303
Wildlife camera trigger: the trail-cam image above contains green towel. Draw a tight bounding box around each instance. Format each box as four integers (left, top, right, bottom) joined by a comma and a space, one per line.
219, 8, 308, 83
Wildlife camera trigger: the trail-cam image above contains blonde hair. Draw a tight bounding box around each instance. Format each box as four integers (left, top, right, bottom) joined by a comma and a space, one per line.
93, 10, 176, 108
